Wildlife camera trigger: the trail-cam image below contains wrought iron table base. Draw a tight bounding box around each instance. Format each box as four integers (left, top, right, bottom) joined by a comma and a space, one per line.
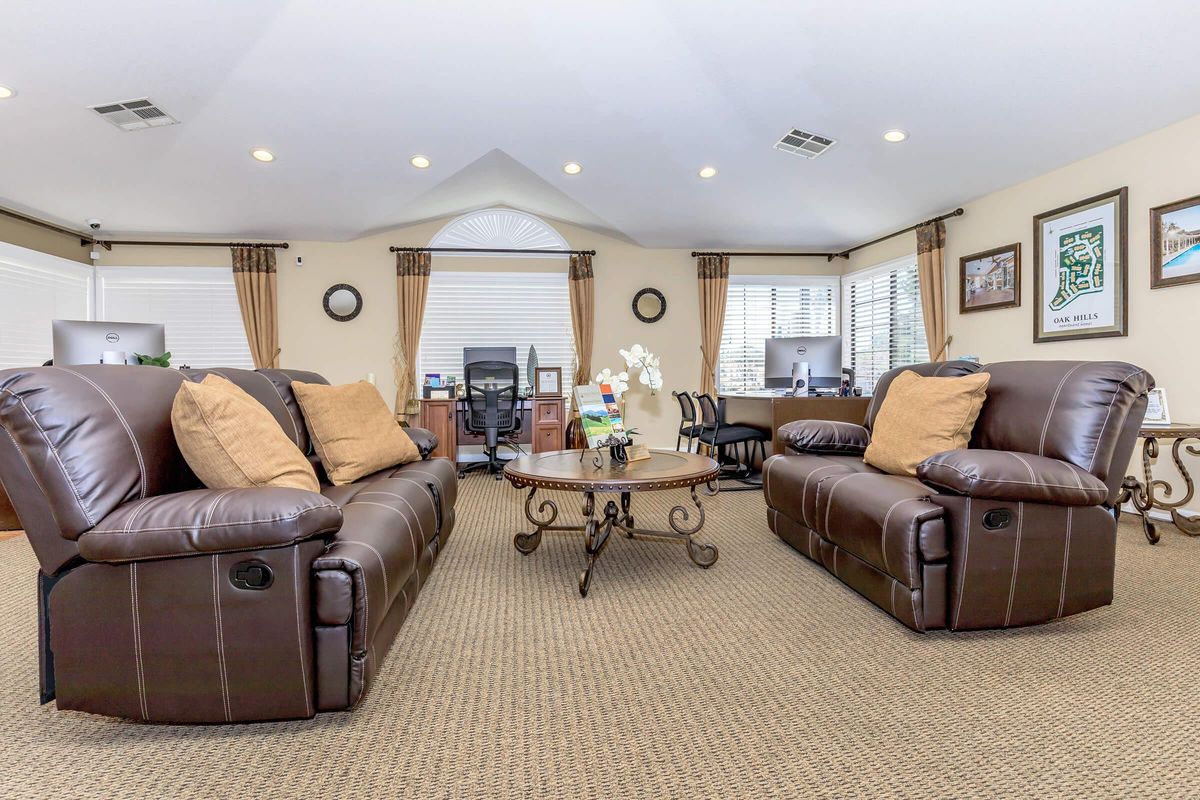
1116, 433, 1200, 544
514, 485, 719, 597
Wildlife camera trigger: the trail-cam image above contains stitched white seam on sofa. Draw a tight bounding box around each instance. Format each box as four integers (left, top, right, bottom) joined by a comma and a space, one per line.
953, 497, 972, 630
345, 502, 420, 564
878, 498, 911, 576
928, 462, 1104, 494
822, 473, 867, 534
1087, 368, 1145, 472
337, 539, 390, 601
762, 459, 775, 507
92, 504, 331, 534
95, 537, 341, 562
1009, 452, 1038, 483
1003, 502, 1025, 627
354, 491, 426, 541
1038, 364, 1086, 456
211, 555, 232, 722
130, 564, 149, 720
395, 471, 446, 498
800, 465, 840, 528
0, 388, 93, 525
53, 367, 149, 499
1058, 507, 1073, 618
293, 546, 312, 717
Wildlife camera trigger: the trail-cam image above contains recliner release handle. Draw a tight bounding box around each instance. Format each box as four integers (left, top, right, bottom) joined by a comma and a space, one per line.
230, 560, 274, 590
982, 509, 1013, 530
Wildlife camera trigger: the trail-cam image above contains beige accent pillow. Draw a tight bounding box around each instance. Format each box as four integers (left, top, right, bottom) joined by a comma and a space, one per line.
864, 370, 991, 477
291, 380, 420, 485
172, 375, 319, 492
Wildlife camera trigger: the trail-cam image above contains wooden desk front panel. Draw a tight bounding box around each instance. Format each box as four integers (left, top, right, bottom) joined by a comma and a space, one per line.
418, 399, 457, 460
419, 397, 566, 457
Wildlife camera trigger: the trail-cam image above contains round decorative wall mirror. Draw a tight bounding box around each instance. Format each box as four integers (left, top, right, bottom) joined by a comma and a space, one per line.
632, 287, 666, 323
323, 284, 363, 322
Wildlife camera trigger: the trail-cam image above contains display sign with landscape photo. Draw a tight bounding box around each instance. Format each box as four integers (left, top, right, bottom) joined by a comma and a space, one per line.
1033, 187, 1128, 343
1151, 193, 1200, 289
960, 243, 1020, 313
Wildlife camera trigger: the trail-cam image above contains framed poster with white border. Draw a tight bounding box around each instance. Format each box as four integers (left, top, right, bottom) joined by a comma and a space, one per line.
1033, 187, 1128, 343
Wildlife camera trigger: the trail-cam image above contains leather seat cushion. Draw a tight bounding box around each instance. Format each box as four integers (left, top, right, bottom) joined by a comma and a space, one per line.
813, 471, 947, 588
762, 454, 879, 531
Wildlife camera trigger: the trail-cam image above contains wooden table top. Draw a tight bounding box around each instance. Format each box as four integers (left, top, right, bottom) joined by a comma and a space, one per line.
504, 449, 720, 492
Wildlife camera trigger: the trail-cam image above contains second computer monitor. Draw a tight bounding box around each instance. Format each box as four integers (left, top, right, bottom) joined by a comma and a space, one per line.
463, 347, 517, 382
763, 335, 843, 391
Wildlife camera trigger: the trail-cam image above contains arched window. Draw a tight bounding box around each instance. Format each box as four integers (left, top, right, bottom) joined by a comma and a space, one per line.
428, 208, 569, 256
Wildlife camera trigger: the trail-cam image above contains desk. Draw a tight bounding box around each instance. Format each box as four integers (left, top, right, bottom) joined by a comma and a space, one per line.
419, 397, 566, 460
721, 393, 872, 464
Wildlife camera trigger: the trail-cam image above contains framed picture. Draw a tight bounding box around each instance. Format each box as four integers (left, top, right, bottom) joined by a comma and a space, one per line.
534, 366, 562, 397
1151, 193, 1200, 289
1033, 187, 1128, 343
1143, 388, 1171, 426
960, 243, 1020, 313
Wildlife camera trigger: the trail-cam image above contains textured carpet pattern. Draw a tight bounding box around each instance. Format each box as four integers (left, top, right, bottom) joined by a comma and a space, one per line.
1, 477, 1199, 798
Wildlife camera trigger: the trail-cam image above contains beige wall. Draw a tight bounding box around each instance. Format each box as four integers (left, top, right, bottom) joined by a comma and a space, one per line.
0, 215, 92, 264
848, 112, 1200, 512
85, 218, 838, 448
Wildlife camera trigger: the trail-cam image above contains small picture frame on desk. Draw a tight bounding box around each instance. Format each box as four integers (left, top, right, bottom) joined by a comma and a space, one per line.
534, 366, 562, 397
1143, 387, 1171, 426
425, 386, 452, 400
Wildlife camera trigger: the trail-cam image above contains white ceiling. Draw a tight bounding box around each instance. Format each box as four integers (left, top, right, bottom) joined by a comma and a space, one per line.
3, 1, 1199, 249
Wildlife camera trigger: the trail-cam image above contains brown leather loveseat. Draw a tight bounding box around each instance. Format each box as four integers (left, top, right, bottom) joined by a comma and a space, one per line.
0, 364, 457, 723
763, 360, 1152, 632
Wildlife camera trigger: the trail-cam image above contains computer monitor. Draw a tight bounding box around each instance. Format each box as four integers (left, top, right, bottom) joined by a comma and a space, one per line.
763, 335, 843, 392
463, 346, 517, 369
52, 320, 167, 366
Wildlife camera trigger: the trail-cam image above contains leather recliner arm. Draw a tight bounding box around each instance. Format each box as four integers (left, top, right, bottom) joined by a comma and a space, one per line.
917, 449, 1109, 506
405, 426, 439, 459
78, 487, 343, 563
777, 419, 870, 456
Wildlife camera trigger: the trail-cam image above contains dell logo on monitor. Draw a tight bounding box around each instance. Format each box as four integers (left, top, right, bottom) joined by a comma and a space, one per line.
105, 332, 120, 343
795, 346, 807, 355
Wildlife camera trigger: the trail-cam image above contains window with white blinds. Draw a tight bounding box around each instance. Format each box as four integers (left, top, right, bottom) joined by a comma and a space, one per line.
418, 270, 576, 394
0, 243, 93, 370
96, 267, 254, 369
841, 256, 929, 395
718, 275, 839, 393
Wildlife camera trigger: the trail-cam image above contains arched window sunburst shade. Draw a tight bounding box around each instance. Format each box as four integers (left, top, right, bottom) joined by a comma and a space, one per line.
428, 208, 569, 257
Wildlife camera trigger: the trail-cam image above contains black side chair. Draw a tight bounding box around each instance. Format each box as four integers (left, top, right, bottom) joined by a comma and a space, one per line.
458, 360, 521, 480
672, 390, 704, 452
692, 392, 768, 483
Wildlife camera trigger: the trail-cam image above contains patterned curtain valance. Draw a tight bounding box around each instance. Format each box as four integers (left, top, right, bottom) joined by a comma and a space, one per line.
568, 252, 593, 281
396, 250, 432, 277
697, 254, 729, 280
231, 247, 277, 274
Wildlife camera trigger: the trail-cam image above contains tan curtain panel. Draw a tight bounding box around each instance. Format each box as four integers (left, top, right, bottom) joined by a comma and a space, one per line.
393, 250, 432, 413
696, 254, 730, 396
916, 220, 950, 361
231, 247, 280, 369
568, 253, 594, 388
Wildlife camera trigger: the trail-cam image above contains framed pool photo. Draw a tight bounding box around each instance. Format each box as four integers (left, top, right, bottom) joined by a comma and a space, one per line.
1033, 187, 1128, 343
1151, 193, 1200, 289
960, 243, 1020, 313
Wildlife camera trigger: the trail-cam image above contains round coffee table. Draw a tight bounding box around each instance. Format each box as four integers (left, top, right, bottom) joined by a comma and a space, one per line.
503, 449, 721, 597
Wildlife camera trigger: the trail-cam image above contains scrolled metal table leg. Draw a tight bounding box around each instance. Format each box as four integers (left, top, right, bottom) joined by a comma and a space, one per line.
578, 493, 613, 597
669, 485, 719, 568
514, 488, 557, 554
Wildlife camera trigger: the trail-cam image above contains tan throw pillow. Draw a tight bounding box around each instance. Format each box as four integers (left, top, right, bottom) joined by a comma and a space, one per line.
291, 380, 420, 485
864, 370, 991, 477
172, 375, 319, 492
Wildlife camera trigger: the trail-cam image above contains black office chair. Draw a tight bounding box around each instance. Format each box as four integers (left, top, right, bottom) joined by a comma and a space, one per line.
692, 392, 768, 484
672, 390, 704, 453
458, 360, 522, 480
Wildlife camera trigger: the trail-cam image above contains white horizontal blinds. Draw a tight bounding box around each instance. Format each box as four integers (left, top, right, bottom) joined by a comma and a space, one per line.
718, 276, 838, 393
96, 267, 254, 369
0, 244, 92, 369
418, 270, 576, 395
841, 257, 929, 396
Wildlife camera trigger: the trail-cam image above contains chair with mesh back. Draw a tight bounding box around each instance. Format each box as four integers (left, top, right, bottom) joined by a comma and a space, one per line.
672, 390, 704, 452
692, 392, 767, 480
459, 360, 521, 480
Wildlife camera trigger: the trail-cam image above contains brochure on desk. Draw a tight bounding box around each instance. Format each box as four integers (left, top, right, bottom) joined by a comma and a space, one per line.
574, 383, 626, 448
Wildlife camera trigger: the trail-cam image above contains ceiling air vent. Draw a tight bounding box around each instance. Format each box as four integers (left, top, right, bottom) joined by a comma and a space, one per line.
774, 128, 836, 159
89, 98, 179, 131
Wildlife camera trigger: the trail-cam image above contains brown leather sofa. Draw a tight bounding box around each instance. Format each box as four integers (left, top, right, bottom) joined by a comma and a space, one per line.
0, 364, 457, 723
763, 360, 1152, 632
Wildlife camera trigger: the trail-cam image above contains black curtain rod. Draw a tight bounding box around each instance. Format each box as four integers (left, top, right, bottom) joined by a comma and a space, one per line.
94, 240, 289, 250
0, 206, 94, 242
389, 246, 595, 256
691, 207, 965, 262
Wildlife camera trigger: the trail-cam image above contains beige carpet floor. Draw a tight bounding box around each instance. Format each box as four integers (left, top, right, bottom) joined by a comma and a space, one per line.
1, 478, 1198, 798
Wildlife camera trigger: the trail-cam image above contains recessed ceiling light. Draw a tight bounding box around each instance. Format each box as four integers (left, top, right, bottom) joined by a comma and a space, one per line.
882, 129, 909, 143
250, 148, 275, 163
410, 155, 431, 169
0, 86, 16, 99
562, 162, 583, 175
698, 166, 718, 179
